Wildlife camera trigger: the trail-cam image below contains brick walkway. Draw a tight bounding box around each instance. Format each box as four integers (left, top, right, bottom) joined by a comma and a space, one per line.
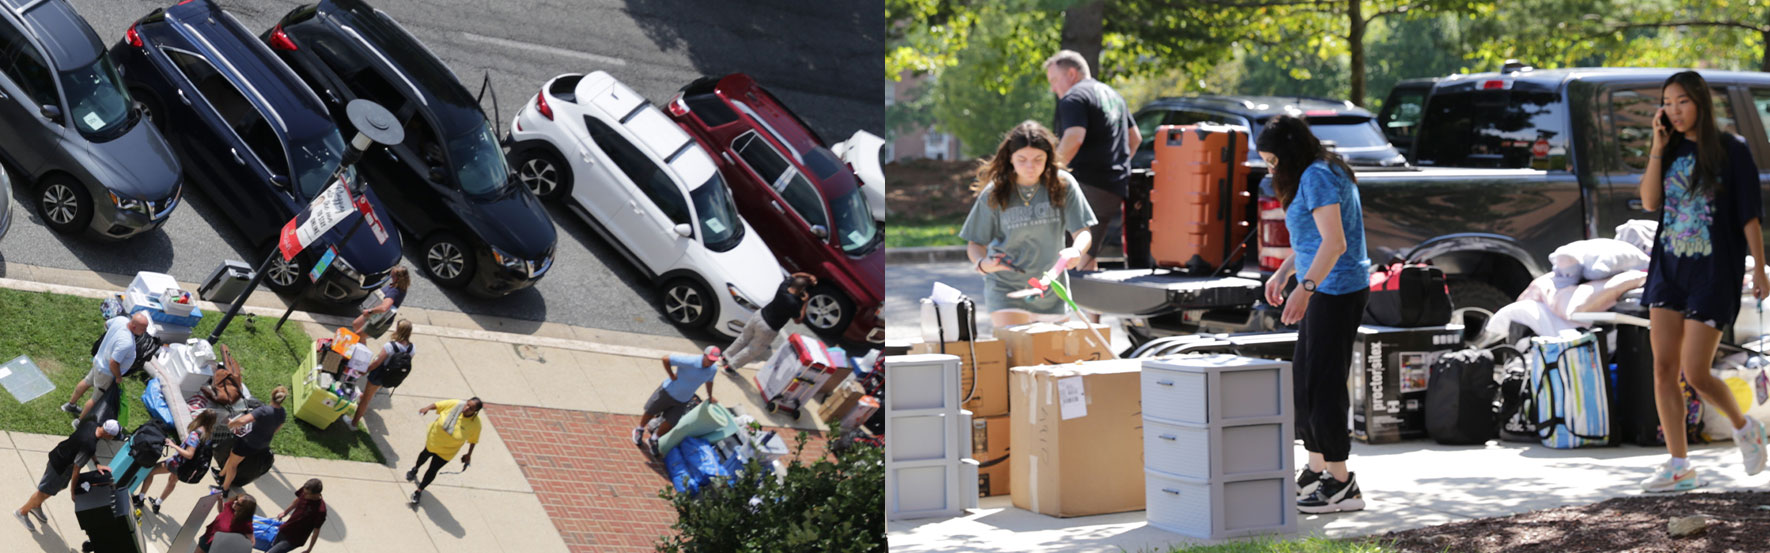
490, 404, 830, 553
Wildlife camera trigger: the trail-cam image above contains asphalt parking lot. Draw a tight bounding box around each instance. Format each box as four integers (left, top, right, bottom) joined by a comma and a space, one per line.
0, 0, 882, 343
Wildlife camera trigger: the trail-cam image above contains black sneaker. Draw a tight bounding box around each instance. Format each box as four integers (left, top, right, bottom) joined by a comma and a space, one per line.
647, 436, 661, 457
1298, 472, 1365, 514
409, 490, 422, 505
1296, 467, 1323, 497
405, 468, 417, 483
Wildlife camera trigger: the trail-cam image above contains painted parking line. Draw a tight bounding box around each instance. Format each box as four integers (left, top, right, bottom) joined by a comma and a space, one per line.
459, 32, 627, 66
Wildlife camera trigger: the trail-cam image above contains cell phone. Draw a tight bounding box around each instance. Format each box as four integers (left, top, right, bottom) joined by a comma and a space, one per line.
1658, 111, 1671, 129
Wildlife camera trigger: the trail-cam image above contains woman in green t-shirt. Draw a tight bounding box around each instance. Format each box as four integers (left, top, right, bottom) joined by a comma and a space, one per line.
958, 121, 1098, 328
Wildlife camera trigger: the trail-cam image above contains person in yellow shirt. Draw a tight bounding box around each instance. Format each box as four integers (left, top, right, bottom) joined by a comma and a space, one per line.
406, 398, 482, 505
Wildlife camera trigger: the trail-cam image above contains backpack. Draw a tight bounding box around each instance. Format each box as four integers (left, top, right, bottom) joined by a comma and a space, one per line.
1426, 345, 1520, 445
175, 435, 214, 484
1528, 330, 1615, 448
378, 342, 415, 388
1363, 261, 1452, 327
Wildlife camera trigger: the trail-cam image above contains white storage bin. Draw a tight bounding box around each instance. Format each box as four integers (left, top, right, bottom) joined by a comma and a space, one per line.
960, 458, 980, 510
1146, 469, 1294, 540
1143, 356, 1288, 425
128, 272, 180, 304
885, 354, 959, 412
887, 413, 950, 463
1144, 418, 1289, 480
888, 463, 955, 519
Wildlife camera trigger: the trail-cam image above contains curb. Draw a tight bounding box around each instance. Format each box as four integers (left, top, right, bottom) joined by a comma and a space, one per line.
886, 245, 969, 265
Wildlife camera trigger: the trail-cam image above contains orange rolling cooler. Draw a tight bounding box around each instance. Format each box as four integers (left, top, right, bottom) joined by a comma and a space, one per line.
1149, 123, 1253, 274
754, 334, 838, 418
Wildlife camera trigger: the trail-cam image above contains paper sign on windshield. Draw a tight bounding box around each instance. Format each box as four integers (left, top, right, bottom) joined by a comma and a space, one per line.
278, 180, 354, 261
82, 112, 105, 131
705, 218, 727, 234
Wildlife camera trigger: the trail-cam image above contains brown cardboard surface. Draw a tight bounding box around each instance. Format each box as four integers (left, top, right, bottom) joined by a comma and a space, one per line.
973, 415, 1010, 496
1350, 325, 1461, 444
1009, 359, 1145, 517
817, 379, 865, 423
998, 322, 1113, 370
910, 339, 1009, 417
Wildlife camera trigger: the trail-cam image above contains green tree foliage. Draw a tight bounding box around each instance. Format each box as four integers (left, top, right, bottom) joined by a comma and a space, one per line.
1464, 0, 1767, 71
656, 434, 885, 553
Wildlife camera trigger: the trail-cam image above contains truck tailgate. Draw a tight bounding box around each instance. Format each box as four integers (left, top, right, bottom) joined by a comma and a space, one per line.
1069, 269, 1263, 316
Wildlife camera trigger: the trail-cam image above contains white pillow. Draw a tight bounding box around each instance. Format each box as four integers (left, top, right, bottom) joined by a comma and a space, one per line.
1549, 239, 1650, 283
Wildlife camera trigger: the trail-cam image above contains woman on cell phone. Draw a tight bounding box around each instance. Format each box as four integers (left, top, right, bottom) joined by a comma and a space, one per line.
1635, 70, 1770, 492
958, 120, 1097, 328
1258, 115, 1371, 514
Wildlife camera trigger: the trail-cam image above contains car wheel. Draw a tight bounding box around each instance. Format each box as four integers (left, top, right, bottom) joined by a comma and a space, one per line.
421, 233, 476, 289
36, 176, 92, 235
662, 278, 716, 330
804, 285, 857, 339
1448, 279, 1511, 347
510, 147, 572, 201
262, 247, 309, 295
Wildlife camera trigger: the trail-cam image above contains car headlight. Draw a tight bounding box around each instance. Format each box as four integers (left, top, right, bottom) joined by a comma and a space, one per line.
490, 245, 525, 272
331, 254, 363, 283
492, 245, 550, 278
108, 191, 150, 216
727, 284, 759, 311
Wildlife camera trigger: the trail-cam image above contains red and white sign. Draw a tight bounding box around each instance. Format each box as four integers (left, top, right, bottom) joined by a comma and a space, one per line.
353, 194, 389, 245
1532, 139, 1550, 159
278, 179, 355, 261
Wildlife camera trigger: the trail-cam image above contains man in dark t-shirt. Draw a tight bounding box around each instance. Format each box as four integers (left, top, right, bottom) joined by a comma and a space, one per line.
720, 272, 817, 373
1045, 49, 1141, 271
14, 419, 119, 532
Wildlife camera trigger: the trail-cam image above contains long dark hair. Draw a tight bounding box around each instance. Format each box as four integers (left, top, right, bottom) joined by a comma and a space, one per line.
1659, 71, 1727, 199
1256, 115, 1357, 209
972, 120, 1066, 211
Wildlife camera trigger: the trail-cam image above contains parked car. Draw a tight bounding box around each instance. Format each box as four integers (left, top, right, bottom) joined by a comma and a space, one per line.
0, 0, 181, 239
665, 73, 885, 347
1375, 77, 1438, 159
506, 71, 783, 338
0, 164, 11, 243
1081, 66, 1770, 349
112, 0, 403, 302
831, 130, 886, 223
262, 0, 556, 298
1131, 95, 1408, 171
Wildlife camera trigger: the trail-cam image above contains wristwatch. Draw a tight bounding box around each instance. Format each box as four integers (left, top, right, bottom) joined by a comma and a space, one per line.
1301, 279, 1317, 292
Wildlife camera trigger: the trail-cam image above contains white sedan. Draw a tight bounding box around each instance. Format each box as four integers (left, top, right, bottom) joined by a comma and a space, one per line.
506, 71, 783, 338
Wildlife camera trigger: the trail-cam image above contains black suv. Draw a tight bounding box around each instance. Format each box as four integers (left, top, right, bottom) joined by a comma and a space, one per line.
1375, 78, 1438, 159
0, 0, 181, 239
112, 0, 405, 303
264, 0, 556, 297
1131, 95, 1407, 170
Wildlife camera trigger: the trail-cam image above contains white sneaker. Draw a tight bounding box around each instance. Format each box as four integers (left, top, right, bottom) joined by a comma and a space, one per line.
631, 426, 644, 447
1640, 460, 1702, 493
1736, 419, 1768, 476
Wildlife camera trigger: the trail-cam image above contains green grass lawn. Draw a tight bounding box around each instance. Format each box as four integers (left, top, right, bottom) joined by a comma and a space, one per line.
886, 216, 968, 249
0, 287, 384, 463
1163, 538, 1397, 553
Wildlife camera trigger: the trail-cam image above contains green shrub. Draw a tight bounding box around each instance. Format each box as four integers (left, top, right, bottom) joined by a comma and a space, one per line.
656, 431, 885, 553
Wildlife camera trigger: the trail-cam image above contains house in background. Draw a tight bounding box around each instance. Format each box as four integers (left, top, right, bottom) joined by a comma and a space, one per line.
888, 72, 962, 162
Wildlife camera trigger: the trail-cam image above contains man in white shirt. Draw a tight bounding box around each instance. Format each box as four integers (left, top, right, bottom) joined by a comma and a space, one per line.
63, 313, 149, 426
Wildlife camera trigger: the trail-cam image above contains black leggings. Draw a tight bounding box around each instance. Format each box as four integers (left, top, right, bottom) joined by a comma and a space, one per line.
411, 448, 448, 490
1291, 287, 1368, 463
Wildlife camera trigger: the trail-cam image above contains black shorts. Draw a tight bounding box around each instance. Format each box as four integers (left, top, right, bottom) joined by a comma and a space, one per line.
642, 387, 690, 422
366, 367, 388, 387
1644, 269, 1743, 328
37, 464, 71, 496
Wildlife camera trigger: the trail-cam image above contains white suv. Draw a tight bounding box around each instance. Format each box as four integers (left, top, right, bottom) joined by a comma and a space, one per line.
507, 71, 782, 338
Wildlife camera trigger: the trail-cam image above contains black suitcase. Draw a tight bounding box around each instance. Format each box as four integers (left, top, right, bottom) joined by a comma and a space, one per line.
199, 260, 254, 304
1610, 322, 1664, 446
74, 473, 143, 553
1425, 346, 1519, 445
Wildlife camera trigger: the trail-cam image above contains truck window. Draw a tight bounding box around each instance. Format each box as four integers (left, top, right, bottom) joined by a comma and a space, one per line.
1748, 89, 1770, 153
1608, 86, 1738, 172
1414, 90, 1567, 169
1378, 89, 1426, 143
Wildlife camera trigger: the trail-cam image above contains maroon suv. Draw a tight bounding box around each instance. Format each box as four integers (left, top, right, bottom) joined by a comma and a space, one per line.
667, 74, 883, 349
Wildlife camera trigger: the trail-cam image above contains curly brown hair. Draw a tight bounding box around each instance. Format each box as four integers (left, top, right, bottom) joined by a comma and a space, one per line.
972, 120, 1066, 211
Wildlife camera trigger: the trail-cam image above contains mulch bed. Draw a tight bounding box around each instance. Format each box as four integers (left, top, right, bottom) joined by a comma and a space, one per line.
886, 158, 979, 222
1375, 491, 1770, 552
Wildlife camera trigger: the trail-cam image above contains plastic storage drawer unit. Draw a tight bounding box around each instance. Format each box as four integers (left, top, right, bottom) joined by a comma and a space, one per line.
1146, 469, 1294, 539
1143, 355, 1286, 424
1143, 418, 1289, 481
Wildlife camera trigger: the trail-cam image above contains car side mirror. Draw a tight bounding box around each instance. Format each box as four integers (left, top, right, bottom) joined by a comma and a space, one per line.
427, 167, 446, 184
270, 175, 291, 189
40, 104, 61, 123
810, 224, 829, 239
673, 223, 693, 238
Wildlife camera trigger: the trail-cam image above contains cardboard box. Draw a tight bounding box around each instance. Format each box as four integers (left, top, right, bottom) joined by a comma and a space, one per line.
818, 379, 865, 423
973, 415, 1011, 497
319, 348, 347, 376
1349, 325, 1462, 444
909, 339, 1009, 417
1009, 359, 1145, 517
998, 322, 1113, 370
840, 396, 879, 430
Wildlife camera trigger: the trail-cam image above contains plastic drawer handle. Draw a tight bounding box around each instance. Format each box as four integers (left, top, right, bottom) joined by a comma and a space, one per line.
1162, 488, 1180, 495
1156, 380, 1174, 387
1159, 434, 1176, 441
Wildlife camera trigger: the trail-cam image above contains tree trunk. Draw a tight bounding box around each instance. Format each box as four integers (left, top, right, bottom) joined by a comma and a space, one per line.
1348, 0, 1367, 106
1062, 0, 1106, 78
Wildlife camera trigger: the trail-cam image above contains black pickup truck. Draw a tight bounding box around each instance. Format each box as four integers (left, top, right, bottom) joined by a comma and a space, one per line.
1079, 67, 1770, 348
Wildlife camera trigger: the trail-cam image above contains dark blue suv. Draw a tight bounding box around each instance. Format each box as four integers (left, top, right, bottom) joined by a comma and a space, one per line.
111, 0, 404, 303
0, 0, 182, 239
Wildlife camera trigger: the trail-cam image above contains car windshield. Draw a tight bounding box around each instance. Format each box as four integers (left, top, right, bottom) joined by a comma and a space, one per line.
690, 174, 744, 253
292, 131, 348, 198
447, 125, 510, 196
832, 187, 880, 255
59, 58, 134, 140
803, 147, 844, 180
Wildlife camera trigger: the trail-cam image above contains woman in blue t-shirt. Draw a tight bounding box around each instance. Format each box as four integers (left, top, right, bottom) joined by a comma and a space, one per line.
352, 266, 411, 335
1257, 115, 1371, 514
1636, 71, 1770, 493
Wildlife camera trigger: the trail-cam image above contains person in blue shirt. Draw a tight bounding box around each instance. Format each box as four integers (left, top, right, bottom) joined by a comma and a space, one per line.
633, 346, 722, 455
64, 312, 148, 425
1636, 71, 1770, 493
1258, 115, 1371, 514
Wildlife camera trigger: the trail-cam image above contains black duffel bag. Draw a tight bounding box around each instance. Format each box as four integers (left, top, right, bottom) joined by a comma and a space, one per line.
1364, 261, 1452, 327
1426, 345, 1521, 445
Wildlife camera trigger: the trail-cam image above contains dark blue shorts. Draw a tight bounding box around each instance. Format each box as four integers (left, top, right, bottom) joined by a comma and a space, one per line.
1643, 270, 1742, 329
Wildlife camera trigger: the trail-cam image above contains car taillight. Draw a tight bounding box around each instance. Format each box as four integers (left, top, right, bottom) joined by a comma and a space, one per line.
125, 24, 143, 48
1258, 196, 1292, 272
667, 98, 688, 117
536, 91, 553, 120
269, 25, 298, 51
1482, 79, 1507, 90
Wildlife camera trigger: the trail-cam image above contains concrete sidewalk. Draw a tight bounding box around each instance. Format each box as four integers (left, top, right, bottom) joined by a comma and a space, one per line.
888, 439, 1770, 552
